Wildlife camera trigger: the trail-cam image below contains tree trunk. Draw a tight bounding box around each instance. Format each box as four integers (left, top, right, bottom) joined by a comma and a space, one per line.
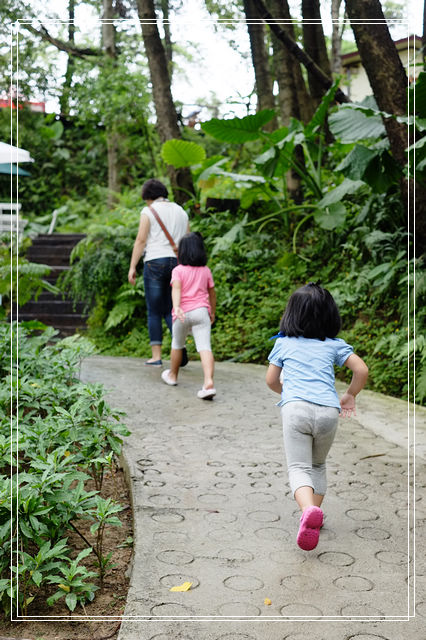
242, 0, 277, 130
266, 0, 312, 124
59, 0, 75, 116
136, 0, 193, 205
423, 0, 426, 69
160, 0, 173, 80
102, 0, 119, 207
345, 0, 407, 162
345, 0, 424, 256
301, 0, 332, 104
251, 0, 349, 103
331, 0, 344, 75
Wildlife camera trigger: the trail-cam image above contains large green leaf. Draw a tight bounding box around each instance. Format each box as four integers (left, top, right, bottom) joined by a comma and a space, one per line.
318, 178, 365, 208
329, 102, 386, 142
315, 202, 347, 230
336, 145, 379, 180
305, 80, 340, 135
161, 139, 206, 168
201, 109, 276, 143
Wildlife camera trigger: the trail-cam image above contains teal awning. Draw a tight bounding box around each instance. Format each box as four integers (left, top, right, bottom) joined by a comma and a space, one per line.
0, 163, 31, 176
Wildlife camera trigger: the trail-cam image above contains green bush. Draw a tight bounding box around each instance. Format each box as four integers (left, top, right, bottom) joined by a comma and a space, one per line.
0, 323, 131, 615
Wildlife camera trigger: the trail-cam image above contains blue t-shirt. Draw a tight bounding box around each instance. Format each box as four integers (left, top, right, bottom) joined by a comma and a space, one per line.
268, 336, 353, 410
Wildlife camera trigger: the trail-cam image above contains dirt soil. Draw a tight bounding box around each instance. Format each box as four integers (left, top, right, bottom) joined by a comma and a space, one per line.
1, 467, 133, 640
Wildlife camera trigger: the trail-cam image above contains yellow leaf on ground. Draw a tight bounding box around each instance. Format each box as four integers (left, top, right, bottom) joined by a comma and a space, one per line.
170, 581, 192, 592
264, 598, 272, 605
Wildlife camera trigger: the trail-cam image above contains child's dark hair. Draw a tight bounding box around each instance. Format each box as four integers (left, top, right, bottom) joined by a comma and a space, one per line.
178, 232, 207, 266
141, 178, 168, 201
280, 282, 341, 341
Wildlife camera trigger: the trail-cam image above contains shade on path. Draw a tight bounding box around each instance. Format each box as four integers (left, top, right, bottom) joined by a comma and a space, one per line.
81, 356, 426, 640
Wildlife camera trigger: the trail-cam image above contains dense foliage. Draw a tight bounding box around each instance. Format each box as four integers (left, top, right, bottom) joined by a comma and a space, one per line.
48, 75, 424, 405
0, 324, 131, 615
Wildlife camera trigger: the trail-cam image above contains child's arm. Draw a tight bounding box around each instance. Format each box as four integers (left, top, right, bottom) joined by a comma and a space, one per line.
340, 354, 369, 418
172, 280, 185, 322
266, 364, 283, 395
208, 286, 216, 323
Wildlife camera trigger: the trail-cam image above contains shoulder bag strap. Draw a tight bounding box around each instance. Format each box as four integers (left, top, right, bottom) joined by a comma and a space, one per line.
148, 204, 178, 257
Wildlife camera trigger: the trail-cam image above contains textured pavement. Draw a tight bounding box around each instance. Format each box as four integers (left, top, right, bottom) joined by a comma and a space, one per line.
80, 356, 426, 640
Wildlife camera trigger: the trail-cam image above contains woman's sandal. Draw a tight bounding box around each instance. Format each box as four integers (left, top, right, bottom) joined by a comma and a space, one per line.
296, 506, 323, 551
145, 359, 162, 366
197, 387, 216, 400
161, 369, 177, 386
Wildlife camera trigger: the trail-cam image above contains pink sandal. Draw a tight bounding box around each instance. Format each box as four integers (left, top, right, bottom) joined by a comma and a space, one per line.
296, 506, 323, 551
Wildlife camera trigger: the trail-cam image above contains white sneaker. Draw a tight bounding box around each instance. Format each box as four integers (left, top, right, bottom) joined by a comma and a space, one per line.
197, 387, 216, 400
161, 369, 177, 386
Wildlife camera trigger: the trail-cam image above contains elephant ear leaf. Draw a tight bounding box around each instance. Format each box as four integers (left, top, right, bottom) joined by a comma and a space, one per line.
201, 109, 276, 143
161, 139, 206, 168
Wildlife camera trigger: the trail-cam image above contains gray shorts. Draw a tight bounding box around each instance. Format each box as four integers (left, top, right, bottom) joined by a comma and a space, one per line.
171, 307, 212, 352
281, 400, 339, 496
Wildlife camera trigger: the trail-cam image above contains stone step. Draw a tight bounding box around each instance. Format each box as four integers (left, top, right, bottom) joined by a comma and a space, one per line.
19, 300, 86, 314
11, 312, 88, 328
27, 249, 74, 266
19, 233, 89, 337
31, 233, 86, 245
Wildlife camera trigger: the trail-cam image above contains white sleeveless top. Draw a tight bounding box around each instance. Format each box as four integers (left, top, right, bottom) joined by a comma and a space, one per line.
142, 199, 189, 262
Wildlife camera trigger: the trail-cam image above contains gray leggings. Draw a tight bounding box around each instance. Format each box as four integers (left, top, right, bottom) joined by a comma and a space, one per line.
281, 400, 339, 496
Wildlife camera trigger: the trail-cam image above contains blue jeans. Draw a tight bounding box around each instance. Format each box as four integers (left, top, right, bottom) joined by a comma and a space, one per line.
143, 257, 177, 345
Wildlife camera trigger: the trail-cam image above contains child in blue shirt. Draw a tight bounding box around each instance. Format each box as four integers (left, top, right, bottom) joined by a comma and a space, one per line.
266, 282, 368, 551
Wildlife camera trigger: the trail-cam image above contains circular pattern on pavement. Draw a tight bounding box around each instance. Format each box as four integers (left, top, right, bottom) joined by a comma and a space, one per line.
223, 574, 264, 591
156, 550, 194, 565
204, 511, 238, 525
269, 549, 306, 565
333, 575, 374, 592
246, 510, 280, 523
151, 511, 184, 524
153, 530, 190, 545
245, 491, 276, 503
159, 573, 200, 589
318, 551, 355, 567
375, 550, 408, 565
345, 509, 379, 521
340, 602, 385, 616
148, 493, 180, 506
217, 548, 254, 563
280, 574, 320, 591
279, 602, 323, 617
355, 527, 391, 540
150, 602, 194, 616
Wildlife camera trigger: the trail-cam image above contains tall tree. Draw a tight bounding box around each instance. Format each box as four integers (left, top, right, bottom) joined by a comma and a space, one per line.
251, 0, 349, 103
345, 0, 425, 254
242, 0, 277, 129
136, 0, 194, 204
331, 0, 345, 75
301, 0, 332, 104
59, 0, 76, 116
102, 0, 120, 205
267, 0, 312, 124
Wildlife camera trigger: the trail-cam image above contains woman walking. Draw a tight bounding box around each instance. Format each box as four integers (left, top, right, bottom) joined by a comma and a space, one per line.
128, 179, 190, 365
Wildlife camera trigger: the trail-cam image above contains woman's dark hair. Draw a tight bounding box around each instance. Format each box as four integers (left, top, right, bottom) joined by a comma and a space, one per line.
280, 282, 341, 340
178, 232, 207, 267
142, 179, 168, 201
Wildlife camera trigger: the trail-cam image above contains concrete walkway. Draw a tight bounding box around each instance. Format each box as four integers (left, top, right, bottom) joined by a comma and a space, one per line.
80, 356, 426, 640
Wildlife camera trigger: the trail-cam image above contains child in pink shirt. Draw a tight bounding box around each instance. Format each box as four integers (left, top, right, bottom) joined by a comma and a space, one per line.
161, 232, 217, 399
